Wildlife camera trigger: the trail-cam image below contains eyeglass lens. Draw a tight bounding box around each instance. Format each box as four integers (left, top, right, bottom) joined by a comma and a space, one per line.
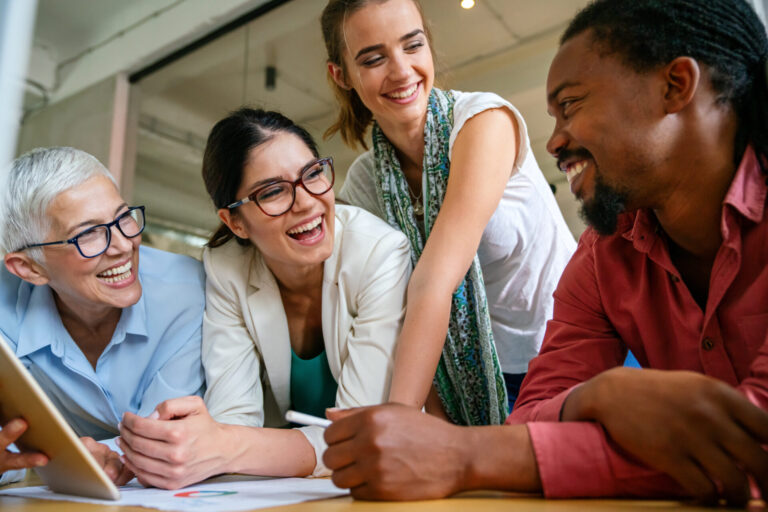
77, 208, 145, 257
255, 160, 333, 216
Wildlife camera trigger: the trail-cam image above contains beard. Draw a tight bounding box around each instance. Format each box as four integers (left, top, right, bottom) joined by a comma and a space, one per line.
579, 173, 628, 236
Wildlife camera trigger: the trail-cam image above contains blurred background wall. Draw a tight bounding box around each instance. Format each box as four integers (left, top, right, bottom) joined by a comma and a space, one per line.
11, 0, 768, 258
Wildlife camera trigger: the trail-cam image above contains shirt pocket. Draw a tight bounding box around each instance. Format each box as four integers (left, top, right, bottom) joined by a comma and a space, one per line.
737, 312, 768, 358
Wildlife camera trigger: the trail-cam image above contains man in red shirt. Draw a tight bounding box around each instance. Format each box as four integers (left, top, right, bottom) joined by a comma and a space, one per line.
322, 0, 768, 505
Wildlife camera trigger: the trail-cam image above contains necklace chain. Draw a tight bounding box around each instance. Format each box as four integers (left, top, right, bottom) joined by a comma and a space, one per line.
406, 179, 423, 216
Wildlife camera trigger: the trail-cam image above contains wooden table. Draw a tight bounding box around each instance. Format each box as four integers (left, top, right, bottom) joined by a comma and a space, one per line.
1, 476, 764, 511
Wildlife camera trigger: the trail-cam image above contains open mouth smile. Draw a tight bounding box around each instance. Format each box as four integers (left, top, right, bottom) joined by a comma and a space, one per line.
564, 160, 588, 184
383, 82, 420, 102
286, 215, 325, 244
559, 158, 592, 197
96, 260, 132, 284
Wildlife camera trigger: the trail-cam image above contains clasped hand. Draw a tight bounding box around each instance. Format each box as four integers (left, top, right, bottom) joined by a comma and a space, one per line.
563, 367, 768, 505
323, 404, 471, 500
118, 396, 228, 489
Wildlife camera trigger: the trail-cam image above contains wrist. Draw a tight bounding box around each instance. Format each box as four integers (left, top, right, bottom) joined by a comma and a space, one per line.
462, 425, 541, 493
215, 423, 243, 474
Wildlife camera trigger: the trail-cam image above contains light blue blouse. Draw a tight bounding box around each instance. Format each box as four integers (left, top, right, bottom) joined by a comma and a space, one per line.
0, 245, 205, 485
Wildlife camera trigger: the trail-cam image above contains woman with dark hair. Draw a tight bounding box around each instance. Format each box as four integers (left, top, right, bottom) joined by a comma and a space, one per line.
321, 0, 576, 425
118, 108, 411, 489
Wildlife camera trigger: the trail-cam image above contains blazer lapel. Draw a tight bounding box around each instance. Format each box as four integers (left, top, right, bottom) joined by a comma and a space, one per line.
246, 254, 292, 415
321, 213, 344, 379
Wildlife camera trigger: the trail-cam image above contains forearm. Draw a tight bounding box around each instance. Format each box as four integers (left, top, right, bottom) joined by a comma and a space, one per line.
388, 287, 453, 407
225, 424, 316, 477
460, 424, 541, 493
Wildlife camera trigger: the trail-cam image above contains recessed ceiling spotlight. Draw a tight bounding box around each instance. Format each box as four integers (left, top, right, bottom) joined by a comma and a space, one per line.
461, 0, 475, 9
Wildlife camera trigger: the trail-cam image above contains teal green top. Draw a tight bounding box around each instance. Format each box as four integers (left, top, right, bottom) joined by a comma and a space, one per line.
290, 349, 338, 419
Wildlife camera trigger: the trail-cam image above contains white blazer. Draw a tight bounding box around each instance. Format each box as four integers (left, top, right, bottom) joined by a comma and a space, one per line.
201, 205, 411, 476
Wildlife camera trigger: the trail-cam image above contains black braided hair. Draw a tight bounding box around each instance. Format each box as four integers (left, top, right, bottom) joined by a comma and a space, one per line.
562, 0, 768, 173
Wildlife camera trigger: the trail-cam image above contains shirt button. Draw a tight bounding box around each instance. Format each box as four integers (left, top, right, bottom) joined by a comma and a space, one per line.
702, 337, 715, 351
671, 274, 680, 283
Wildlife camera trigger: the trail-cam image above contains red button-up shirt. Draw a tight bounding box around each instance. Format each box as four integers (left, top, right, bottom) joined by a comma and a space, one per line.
509, 147, 768, 498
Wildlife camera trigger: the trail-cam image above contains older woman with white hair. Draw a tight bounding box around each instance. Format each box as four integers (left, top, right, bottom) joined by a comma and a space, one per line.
0, 147, 206, 486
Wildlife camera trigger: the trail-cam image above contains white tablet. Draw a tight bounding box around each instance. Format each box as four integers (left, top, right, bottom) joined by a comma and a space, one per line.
0, 333, 120, 500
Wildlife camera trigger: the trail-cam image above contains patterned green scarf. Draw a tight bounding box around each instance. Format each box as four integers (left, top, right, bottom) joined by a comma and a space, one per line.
371, 88, 508, 425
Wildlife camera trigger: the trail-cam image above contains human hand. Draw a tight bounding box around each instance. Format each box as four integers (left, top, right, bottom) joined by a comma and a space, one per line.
323, 404, 473, 500
0, 418, 47, 474
79, 437, 133, 485
562, 367, 768, 505
118, 396, 231, 489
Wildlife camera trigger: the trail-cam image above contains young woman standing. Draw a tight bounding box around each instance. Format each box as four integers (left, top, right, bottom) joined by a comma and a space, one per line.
322, 0, 576, 424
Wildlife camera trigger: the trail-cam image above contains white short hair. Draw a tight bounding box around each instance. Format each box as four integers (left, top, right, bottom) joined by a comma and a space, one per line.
0, 147, 116, 261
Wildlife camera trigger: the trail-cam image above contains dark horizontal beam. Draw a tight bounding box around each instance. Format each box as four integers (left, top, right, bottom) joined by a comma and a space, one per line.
129, 0, 292, 84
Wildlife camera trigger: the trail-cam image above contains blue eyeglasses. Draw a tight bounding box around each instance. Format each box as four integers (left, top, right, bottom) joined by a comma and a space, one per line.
17, 206, 146, 258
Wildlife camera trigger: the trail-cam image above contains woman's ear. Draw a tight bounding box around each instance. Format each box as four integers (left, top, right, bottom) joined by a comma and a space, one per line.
4, 253, 50, 286
217, 208, 249, 240
328, 62, 350, 90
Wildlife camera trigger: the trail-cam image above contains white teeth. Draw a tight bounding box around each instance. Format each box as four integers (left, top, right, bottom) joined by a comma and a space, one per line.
97, 261, 132, 283
386, 84, 417, 99
287, 216, 322, 235
566, 161, 588, 184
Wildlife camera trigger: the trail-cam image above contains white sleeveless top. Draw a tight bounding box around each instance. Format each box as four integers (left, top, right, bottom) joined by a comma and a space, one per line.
339, 90, 576, 373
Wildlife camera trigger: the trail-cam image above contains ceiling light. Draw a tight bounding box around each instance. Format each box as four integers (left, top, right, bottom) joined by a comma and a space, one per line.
461, 0, 475, 9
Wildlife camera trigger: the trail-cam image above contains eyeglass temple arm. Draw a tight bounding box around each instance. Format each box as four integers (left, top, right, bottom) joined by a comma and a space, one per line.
18, 240, 68, 251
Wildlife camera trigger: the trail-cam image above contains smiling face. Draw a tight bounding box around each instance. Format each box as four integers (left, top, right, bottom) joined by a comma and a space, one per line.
221, 132, 335, 274
39, 175, 142, 317
335, 0, 434, 131
546, 30, 671, 233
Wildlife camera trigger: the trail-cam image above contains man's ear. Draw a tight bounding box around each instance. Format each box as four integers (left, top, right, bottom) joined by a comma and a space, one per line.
217, 209, 249, 240
328, 62, 350, 90
4, 252, 50, 286
662, 56, 700, 115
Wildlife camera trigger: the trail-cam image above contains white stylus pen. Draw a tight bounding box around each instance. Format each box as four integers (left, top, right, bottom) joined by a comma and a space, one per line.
285, 410, 332, 428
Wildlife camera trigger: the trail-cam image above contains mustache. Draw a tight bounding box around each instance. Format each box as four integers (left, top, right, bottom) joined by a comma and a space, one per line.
556, 148, 593, 171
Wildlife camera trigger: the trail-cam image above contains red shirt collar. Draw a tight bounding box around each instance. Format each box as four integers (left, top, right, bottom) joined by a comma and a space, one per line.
723, 145, 766, 223
622, 146, 767, 250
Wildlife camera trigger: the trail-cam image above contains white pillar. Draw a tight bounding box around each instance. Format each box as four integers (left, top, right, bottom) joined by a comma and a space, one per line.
0, 0, 37, 169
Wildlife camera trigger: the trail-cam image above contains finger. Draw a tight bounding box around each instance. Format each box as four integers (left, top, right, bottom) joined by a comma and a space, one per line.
719, 427, 768, 502
154, 396, 206, 421
0, 419, 28, 448
325, 409, 374, 445
103, 452, 124, 482
330, 462, 367, 490
121, 412, 179, 443
115, 460, 134, 486
121, 457, 169, 489
323, 438, 358, 471
722, 386, 768, 442
670, 458, 718, 505
325, 407, 363, 422
349, 483, 392, 501
79, 436, 99, 451
3, 451, 48, 470
696, 444, 749, 507
119, 427, 175, 461
118, 437, 175, 476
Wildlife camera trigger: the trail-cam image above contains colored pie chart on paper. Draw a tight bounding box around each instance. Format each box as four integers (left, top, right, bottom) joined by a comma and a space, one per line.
174, 490, 238, 498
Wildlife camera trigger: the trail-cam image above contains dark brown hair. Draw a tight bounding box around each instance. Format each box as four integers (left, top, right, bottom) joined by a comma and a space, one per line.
321, 0, 433, 149
202, 108, 319, 248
